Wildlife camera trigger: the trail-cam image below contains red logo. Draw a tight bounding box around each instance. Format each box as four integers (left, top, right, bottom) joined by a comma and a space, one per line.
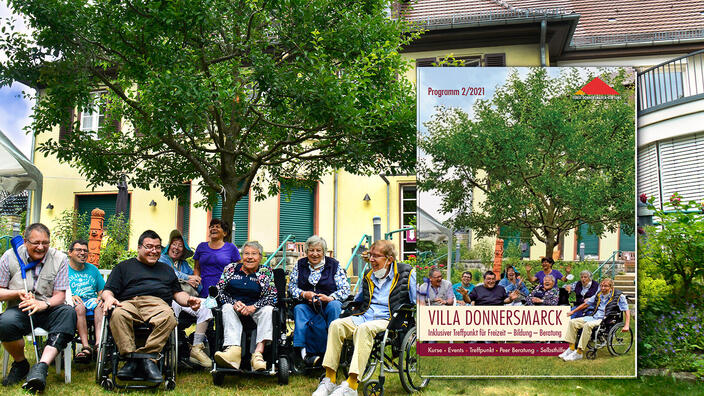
574, 77, 619, 96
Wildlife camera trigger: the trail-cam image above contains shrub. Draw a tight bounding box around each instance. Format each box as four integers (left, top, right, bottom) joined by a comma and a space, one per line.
98, 213, 131, 269
52, 209, 90, 251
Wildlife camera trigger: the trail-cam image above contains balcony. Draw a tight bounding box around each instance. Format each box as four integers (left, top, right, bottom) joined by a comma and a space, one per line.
638, 49, 704, 115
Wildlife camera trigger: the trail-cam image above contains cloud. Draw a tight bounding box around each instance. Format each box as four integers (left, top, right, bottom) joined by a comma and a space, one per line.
0, 82, 35, 158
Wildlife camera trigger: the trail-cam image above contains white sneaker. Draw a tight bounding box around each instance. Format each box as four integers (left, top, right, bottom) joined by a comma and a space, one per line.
312, 377, 338, 396
330, 381, 357, 396
558, 348, 575, 360
564, 351, 583, 361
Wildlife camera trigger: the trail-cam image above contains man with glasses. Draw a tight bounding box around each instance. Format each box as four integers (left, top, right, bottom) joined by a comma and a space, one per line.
0, 223, 76, 392
101, 230, 201, 382
67, 239, 105, 363
312, 240, 416, 396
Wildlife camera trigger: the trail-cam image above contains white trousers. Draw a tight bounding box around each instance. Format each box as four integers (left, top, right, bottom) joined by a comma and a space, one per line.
222, 304, 274, 347
171, 299, 213, 324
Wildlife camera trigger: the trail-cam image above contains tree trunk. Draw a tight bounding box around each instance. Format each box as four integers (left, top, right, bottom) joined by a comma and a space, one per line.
544, 230, 557, 259
220, 188, 245, 244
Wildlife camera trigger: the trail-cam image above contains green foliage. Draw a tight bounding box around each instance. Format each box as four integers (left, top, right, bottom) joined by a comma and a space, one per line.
639, 298, 704, 375
467, 239, 493, 265
98, 213, 131, 269
116, 249, 137, 264
52, 209, 90, 251
418, 67, 635, 257
2, 0, 418, 242
640, 194, 704, 297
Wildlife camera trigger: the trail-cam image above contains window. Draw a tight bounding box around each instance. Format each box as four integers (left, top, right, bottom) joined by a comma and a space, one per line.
499, 226, 530, 258
577, 223, 599, 258
213, 193, 249, 247
279, 182, 315, 245
400, 185, 417, 260
80, 91, 106, 132
76, 193, 131, 231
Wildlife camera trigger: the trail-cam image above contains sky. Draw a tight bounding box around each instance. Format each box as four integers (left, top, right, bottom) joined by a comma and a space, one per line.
416, 67, 615, 226
0, 3, 35, 159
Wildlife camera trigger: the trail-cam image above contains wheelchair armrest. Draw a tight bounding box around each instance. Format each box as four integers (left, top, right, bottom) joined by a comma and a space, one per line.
388, 304, 415, 330
339, 299, 364, 318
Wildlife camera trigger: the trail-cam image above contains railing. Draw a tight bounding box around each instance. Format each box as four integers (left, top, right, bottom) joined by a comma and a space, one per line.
384, 227, 414, 240
347, 234, 372, 294
638, 49, 704, 114
594, 250, 621, 281
262, 234, 296, 270
0, 236, 10, 252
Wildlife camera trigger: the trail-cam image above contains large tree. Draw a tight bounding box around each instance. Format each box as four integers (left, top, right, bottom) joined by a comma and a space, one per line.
419, 68, 635, 257
0, 0, 416, 240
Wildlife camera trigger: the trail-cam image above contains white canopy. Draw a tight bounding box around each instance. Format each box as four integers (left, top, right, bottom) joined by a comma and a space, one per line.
0, 129, 42, 223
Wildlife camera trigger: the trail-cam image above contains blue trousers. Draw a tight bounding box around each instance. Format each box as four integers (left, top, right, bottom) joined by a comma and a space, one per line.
293, 299, 342, 350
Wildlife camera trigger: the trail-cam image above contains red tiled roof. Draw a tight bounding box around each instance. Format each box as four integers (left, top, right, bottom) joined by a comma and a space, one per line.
399, 0, 704, 46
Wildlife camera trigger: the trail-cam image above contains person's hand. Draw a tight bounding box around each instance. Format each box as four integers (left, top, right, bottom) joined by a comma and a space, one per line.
187, 296, 201, 311
457, 301, 466, 306
233, 300, 245, 313
621, 325, 630, 332
18, 290, 33, 301
509, 290, 519, 301
19, 297, 46, 315
241, 305, 256, 316
302, 291, 315, 302
457, 287, 468, 296
531, 297, 542, 304
566, 310, 574, 317
102, 295, 121, 314
316, 294, 333, 303
565, 285, 572, 293
431, 298, 444, 305
187, 275, 201, 288
72, 295, 84, 306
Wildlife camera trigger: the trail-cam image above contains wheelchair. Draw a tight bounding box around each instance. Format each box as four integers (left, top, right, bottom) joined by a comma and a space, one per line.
582, 309, 633, 360
336, 302, 429, 396
210, 267, 293, 386
95, 309, 178, 391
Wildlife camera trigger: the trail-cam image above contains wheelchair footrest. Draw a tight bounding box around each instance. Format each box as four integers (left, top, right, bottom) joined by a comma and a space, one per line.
129, 352, 161, 360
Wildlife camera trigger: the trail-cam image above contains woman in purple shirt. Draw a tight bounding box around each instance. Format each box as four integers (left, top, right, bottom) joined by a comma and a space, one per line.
193, 218, 242, 298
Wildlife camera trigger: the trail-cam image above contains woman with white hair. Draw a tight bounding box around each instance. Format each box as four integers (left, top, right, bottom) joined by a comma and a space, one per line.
523, 274, 559, 306
565, 270, 599, 318
288, 236, 350, 366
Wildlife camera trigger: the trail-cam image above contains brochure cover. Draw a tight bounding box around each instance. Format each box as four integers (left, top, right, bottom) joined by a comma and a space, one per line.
415, 66, 636, 377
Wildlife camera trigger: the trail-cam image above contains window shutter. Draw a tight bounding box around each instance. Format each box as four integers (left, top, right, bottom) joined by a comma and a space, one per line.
484, 53, 506, 67
214, 194, 249, 246
637, 143, 661, 208
279, 183, 314, 244
577, 223, 599, 257
59, 108, 75, 141
76, 194, 131, 231
658, 133, 704, 203
619, 225, 635, 252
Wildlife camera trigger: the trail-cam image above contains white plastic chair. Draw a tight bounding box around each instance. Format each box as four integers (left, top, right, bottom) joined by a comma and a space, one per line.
2, 294, 73, 383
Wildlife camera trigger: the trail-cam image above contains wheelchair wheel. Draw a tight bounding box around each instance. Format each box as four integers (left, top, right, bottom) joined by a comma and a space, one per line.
399, 327, 429, 393
607, 323, 633, 356
586, 349, 597, 360
169, 330, 178, 378
277, 356, 290, 385
360, 347, 379, 383
95, 316, 110, 384
363, 380, 384, 396
100, 378, 114, 391
212, 372, 225, 386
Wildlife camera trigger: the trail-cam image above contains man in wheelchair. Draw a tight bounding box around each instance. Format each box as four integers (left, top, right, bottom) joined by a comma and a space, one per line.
559, 277, 631, 361
312, 239, 416, 396
100, 230, 201, 383
212, 241, 276, 371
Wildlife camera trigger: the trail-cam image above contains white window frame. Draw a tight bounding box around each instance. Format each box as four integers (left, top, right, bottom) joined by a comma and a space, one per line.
400, 184, 417, 260
80, 91, 106, 133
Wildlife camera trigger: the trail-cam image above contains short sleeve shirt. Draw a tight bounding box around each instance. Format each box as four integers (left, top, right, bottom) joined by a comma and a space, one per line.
104, 258, 181, 304
69, 263, 105, 300
535, 269, 563, 285
193, 242, 241, 298
468, 285, 508, 306
418, 279, 454, 305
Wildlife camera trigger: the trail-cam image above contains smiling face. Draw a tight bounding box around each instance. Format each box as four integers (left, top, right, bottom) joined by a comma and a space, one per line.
368, 246, 390, 274
600, 280, 612, 295
483, 273, 497, 288
429, 270, 442, 288
25, 229, 50, 262
541, 259, 552, 273
168, 238, 185, 261
138, 237, 162, 266
461, 272, 472, 286
241, 245, 262, 274
543, 276, 555, 290
68, 243, 88, 266
209, 223, 226, 241
507, 267, 516, 281
307, 244, 324, 267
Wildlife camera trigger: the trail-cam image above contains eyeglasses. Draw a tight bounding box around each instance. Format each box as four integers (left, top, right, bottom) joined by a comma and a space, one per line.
72, 248, 89, 253
368, 253, 387, 259
141, 244, 163, 251
26, 240, 50, 247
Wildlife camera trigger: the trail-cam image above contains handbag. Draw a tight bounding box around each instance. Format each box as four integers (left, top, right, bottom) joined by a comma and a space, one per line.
305, 299, 329, 356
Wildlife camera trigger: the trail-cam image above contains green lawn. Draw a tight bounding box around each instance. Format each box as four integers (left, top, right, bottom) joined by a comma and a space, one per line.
2, 352, 702, 395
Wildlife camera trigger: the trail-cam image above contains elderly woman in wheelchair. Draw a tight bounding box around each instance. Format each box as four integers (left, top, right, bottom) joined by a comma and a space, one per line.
559, 277, 632, 361
312, 240, 422, 396
212, 241, 276, 372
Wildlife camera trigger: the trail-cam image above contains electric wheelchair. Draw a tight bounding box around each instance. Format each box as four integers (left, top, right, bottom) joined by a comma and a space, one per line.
583, 299, 634, 359
336, 301, 429, 396
95, 309, 178, 391
209, 267, 293, 386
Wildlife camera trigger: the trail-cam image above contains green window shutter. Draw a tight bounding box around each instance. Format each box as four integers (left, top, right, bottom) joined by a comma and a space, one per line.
499, 226, 530, 258
76, 194, 130, 230
578, 223, 599, 256
619, 224, 635, 252
279, 184, 314, 244
213, 194, 249, 246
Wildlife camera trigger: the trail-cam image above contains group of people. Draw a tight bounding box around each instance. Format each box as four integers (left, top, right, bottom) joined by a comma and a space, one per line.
0, 220, 417, 396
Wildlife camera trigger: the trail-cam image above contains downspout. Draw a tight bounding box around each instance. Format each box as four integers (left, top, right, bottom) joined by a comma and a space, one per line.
379, 175, 390, 235
29, 133, 41, 225
333, 171, 338, 258
540, 19, 547, 66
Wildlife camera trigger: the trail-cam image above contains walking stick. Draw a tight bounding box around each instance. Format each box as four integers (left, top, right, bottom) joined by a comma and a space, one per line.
10, 235, 41, 363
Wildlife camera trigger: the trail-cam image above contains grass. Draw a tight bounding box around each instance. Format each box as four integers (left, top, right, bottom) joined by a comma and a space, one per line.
2, 345, 701, 395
